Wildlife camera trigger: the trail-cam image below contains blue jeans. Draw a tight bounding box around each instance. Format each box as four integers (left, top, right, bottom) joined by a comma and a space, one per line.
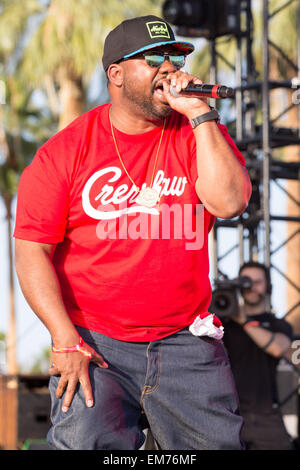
47, 326, 244, 450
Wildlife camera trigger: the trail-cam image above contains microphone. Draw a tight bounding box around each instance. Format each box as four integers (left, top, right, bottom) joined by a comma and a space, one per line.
169, 84, 235, 99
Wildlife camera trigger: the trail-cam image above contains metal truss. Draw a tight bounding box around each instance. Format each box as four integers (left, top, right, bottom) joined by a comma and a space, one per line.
206, 0, 300, 431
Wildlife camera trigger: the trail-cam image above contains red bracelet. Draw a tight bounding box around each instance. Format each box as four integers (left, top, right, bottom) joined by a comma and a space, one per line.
52, 336, 92, 358
243, 320, 260, 330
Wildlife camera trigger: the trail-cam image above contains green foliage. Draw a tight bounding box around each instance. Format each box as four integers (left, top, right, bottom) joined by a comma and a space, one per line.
29, 346, 50, 374
0, 0, 42, 59
0, 165, 18, 197
20, 0, 162, 84
0, 74, 51, 199
269, 0, 298, 78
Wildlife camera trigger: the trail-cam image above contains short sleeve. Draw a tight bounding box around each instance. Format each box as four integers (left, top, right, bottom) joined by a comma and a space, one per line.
268, 317, 294, 340
217, 124, 245, 166
187, 122, 245, 232
13, 148, 70, 244
208, 124, 245, 232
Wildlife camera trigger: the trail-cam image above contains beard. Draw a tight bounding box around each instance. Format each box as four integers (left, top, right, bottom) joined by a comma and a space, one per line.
242, 291, 265, 306
122, 74, 172, 120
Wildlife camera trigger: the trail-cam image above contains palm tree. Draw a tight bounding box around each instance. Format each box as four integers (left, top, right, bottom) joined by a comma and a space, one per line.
20, 0, 162, 130
0, 0, 57, 373
0, 74, 52, 374
0, 0, 47, 374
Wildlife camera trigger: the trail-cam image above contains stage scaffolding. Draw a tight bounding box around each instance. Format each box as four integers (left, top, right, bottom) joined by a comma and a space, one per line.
205, 0, 300, 438
208, 0, 300, 322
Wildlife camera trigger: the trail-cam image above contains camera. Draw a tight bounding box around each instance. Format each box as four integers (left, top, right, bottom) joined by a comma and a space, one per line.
209, 276, 252, 318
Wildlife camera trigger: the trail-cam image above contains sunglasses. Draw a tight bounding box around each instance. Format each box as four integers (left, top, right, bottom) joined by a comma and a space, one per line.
124, 51, 186, 69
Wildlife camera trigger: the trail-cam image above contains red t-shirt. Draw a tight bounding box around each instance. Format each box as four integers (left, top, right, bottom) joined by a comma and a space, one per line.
14, 103, 245, 342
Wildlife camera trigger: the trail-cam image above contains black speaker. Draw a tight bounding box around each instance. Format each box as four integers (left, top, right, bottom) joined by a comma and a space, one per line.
276, 362, 299, 416
17, 375, 51, 442
0, 374, 51, 449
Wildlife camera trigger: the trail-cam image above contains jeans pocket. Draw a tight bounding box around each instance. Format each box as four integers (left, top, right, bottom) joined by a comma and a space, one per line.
192, 335, 228, 366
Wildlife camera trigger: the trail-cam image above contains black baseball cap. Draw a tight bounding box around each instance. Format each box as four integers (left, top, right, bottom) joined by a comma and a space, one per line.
102, 15, 194, 72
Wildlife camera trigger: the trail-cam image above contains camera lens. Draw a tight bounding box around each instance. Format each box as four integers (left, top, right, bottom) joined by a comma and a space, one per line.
215, 294, 230, 309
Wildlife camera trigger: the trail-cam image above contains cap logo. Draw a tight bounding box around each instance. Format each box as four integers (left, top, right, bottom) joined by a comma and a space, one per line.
146, 21, 170, 39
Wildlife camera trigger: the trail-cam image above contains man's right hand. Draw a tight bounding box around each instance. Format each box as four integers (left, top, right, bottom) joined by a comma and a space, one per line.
14, 239, 109, 413
231, 310, 248, 325
49, 339, 108, 413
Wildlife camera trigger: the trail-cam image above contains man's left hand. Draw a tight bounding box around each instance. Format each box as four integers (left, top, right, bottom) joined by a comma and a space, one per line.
162, 71, 211, 119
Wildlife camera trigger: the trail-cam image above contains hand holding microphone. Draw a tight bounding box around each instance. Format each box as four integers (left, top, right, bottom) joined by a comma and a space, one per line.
169, 83, 235, 99
162, 72, 233, 121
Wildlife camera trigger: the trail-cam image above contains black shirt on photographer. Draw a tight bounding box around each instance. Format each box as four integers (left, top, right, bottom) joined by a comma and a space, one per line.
222, 312, 293, 413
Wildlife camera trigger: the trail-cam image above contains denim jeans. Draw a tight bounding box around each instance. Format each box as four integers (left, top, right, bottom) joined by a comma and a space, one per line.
47, 326, 244, 450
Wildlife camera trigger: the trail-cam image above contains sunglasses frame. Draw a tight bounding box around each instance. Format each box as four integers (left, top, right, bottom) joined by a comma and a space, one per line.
123, 50, 186, 69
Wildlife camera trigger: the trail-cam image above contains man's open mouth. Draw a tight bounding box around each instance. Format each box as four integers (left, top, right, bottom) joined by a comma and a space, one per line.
153, 81, 167, 101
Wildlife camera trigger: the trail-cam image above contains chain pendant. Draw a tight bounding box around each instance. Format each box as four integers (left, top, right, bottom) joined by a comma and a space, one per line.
135, 187, 160, 208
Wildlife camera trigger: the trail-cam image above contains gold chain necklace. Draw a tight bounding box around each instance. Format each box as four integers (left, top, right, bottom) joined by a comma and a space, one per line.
109, 111, 166, 208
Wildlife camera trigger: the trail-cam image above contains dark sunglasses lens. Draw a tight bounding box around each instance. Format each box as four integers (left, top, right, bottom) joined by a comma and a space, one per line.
144, 53, 186, 68
144, 54, 165, 67
170, 55, 186, 68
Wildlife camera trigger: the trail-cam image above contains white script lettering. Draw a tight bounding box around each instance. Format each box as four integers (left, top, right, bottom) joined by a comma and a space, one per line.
82, 166, 188, 220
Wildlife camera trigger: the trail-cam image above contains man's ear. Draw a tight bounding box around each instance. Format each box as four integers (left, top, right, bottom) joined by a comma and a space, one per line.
107, 63, 124, 87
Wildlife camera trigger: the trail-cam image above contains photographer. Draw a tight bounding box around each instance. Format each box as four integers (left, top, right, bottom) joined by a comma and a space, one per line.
222, 261, 294, 450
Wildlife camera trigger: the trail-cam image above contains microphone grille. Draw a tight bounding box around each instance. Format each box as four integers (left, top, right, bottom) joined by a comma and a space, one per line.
169, 86, 180, 98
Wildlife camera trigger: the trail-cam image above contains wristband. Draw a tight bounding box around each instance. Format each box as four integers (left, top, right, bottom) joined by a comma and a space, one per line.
240, 318, 254, 327
190, 109, 220, 129
52, 336, 92, 359
243, 320, 260, 330
261, 332, 275, 351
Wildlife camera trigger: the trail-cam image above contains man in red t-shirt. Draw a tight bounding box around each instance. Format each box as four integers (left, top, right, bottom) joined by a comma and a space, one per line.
14, 15, 251, 450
